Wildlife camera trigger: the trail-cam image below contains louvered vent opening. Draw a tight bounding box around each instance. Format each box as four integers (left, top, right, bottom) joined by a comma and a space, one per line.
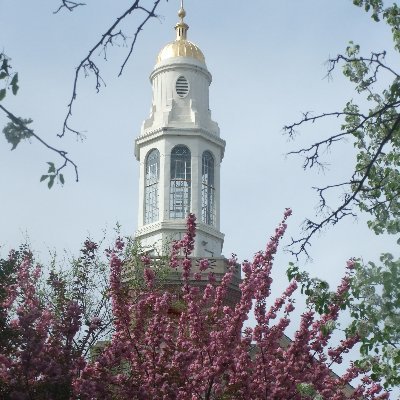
176, 76, 189, 98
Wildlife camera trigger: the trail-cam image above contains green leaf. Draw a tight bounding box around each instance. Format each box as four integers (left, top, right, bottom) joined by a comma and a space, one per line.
48, 176, 55, 189
10, 73, 18, 87
296, 383, 317, 397
0, 89, 6, 101
59, 174, 65, 185
10, 73, 18, 95
11, 83, 19, 96
40, 175, 49, 182
47, 162, 56, 173
3, 118, 33, 150
0, 72, 7, 79
1, 59, 9, 74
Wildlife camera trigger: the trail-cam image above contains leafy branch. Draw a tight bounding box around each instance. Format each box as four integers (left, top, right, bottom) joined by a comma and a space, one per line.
288, 255, 400, 388
0, 52, 78, 187
284, 43, 400, 258
1, 104, 78, 187
287, 113, 400, 258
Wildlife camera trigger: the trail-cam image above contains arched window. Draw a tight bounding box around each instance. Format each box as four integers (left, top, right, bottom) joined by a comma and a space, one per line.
145, 149, 160, 224
170, 145, 191, 219
201, 151, 215, 226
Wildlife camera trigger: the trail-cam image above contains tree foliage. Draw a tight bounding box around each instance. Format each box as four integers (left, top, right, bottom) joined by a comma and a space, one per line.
0, 214, 392, 399
0, 53, 19, 101
284, 1, 400, 389
288, 255, 400, 390
285, 0, 400, 254
0, 52, 77, 187
0, 239, 112, 399
349, 255, 400, 387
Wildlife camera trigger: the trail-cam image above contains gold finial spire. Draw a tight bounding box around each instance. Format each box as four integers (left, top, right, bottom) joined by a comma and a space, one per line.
156, 0, 205, 65
178, 0, 185, 21
175, 0, 188, 40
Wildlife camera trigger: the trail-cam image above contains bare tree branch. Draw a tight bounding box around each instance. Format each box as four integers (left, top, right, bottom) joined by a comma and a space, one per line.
2, 2, 164, 184
313, 182, 355, 210
284, 111, 366, 138
284, 101, 400, 166
118, 3, 163, 76
287, 130, 349, 170
53, 0, 86, 14
60, 0, 163, 139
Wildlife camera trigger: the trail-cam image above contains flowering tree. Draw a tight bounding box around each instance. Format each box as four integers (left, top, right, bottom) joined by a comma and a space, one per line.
72, 212, 389, 399
288, 254, 400, 390
0, 212, 392, 398
0, 248, 82, 399
0, 241, 111, 399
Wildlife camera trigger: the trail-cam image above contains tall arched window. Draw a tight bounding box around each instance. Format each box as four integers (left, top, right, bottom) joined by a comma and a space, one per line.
170, 145, 191, 219
145, 149, 160, 224
201, 151, 215, 226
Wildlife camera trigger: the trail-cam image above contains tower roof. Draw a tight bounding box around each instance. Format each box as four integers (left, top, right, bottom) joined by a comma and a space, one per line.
156, 2, 205, 65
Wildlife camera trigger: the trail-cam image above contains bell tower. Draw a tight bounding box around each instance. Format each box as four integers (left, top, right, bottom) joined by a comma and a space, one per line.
134, 3, 226, 258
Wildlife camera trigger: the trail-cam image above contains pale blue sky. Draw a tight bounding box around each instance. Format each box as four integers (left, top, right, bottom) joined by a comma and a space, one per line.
1, 0, 399, 394
1, 0, 397, 278
1, 1, 398, 267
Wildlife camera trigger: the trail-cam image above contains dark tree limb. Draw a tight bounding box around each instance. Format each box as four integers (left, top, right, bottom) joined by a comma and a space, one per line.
327, 51, 400, 81
2, 1, 164, 184
284, 98, 400, 176
288, 114, 400, 258
313, 182, 355, 210
118, 3, 163, 76
284, 111, 366, 138
0, 104, 78, 182
53, 0, 86, 14
60, 0, 163, 138
287, 130, 350, 170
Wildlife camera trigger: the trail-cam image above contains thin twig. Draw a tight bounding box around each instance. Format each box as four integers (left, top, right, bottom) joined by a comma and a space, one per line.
61, 0, 163, 138
54, 0, 86, 14
288, 114, 400, 258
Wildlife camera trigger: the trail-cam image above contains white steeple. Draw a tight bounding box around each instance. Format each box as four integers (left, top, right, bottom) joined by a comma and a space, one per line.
134, 4, 226, 258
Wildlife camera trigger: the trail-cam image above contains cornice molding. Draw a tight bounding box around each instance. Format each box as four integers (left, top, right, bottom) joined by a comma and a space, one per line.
150, 60, 212, 83
135, 220, 225, 240
135, 126, 226, 160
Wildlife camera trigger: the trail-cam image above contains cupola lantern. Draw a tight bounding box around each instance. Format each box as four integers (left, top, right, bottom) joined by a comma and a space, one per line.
134, 3, 226, 259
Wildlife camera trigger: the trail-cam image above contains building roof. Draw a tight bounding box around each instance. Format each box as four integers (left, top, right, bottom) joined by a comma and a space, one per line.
156, 2, 205, 65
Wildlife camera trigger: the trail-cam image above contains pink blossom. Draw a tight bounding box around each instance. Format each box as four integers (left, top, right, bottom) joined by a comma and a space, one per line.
0, 212, 388, 400
346, 258, 356, 269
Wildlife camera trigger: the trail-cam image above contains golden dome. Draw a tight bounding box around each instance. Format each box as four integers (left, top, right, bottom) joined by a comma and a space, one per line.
157, 40, 205, 64
155, 2, 205, 65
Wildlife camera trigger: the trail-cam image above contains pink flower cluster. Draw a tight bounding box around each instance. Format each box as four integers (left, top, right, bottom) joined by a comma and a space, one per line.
74, 210, 388, 399
0, 256, 85, 399
0, 211, 390, 399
